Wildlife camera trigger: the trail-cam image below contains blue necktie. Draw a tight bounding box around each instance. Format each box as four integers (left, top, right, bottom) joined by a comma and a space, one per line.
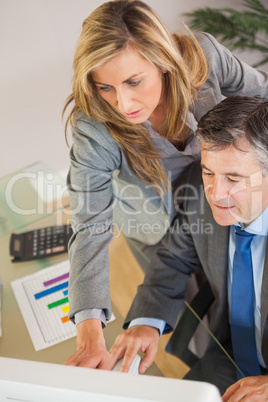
230, 226, 261, 379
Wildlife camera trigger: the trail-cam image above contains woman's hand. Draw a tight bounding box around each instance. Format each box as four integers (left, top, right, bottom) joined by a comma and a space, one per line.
109, 325, 160, 373
64, 319, 112, 369
222, 376, 268, 401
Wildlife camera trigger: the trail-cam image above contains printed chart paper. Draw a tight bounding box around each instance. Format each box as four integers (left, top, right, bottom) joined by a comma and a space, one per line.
11, 260, 115, 351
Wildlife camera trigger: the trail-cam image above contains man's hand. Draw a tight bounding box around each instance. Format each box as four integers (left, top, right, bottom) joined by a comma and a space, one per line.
222, 376, 268, 401
109, 325, 160, 374
64, 319, 112, 370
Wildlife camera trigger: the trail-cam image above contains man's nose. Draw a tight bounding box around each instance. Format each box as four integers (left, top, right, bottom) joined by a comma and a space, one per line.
210, 177, 228, 202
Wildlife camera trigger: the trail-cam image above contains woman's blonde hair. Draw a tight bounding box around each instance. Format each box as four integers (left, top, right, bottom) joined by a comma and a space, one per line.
63, 0, 208, 190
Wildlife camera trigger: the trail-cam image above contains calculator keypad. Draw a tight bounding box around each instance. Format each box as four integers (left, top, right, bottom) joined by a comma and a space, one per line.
32, 226, 71, 258
10, 225, 73, 262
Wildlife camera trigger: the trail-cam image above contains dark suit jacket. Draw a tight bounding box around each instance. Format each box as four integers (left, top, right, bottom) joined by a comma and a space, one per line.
124, 163, 268, 367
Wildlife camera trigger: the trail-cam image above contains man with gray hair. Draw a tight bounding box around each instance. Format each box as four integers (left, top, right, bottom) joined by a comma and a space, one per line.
110, 95, 268, 400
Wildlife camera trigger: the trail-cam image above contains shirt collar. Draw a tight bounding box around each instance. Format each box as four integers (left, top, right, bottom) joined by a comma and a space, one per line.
235, 205, 268, 236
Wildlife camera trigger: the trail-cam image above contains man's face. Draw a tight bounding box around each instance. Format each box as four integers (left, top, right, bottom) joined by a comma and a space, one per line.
201, 139, 268, 226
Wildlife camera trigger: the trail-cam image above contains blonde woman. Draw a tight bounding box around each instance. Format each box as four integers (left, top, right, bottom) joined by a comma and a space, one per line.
63, 0, 268, 370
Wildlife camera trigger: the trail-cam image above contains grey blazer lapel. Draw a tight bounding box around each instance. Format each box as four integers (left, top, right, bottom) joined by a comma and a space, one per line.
261, 246, 268, 365
206, 207, 229, 296
206, 211, 230, 340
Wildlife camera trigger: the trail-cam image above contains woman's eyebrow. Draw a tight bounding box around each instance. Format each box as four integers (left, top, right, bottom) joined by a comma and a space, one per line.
94, 72, 143, 86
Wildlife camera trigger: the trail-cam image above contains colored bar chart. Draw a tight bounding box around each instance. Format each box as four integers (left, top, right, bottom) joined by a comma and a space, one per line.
11, 260, 76, 351
34, 281, 69, 300
43, 272, 69, 287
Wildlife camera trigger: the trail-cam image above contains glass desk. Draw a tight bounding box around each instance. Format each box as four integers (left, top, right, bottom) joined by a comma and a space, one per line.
0, 213, 164, 376
0, 161, 69, 237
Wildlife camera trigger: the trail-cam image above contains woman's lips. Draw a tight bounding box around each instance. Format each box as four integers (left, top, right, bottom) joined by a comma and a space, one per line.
125, 109, 143, 118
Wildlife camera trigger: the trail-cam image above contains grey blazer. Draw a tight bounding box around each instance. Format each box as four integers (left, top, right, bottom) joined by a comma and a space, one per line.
67, 32, 268, 323
124, 163, 268, 367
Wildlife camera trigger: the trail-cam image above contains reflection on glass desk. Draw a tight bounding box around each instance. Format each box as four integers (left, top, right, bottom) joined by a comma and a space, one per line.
0, 162, 188, 382
0, 161, 69, 237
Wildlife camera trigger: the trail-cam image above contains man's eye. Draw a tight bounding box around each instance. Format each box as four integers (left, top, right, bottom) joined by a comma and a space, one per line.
203, 171, 212, 177
228, 177, 239, 183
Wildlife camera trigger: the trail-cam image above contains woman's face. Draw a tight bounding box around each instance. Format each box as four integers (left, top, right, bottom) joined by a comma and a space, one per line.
92, 47, 166, 123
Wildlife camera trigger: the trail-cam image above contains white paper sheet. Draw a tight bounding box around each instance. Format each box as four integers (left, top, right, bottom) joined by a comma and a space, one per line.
11, 260, 115, 351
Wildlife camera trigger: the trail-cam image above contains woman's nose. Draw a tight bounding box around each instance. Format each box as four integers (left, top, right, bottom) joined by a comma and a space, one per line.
116, 89, 132, 114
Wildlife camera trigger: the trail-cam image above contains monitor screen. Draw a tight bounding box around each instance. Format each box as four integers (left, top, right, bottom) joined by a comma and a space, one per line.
0, 357, 221, 402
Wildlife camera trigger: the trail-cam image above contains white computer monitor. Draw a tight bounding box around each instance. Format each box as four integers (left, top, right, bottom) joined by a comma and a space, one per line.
0, 357, 221, 402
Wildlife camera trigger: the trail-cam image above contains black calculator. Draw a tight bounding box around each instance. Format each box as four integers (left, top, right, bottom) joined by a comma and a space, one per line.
10, 224, 73, 262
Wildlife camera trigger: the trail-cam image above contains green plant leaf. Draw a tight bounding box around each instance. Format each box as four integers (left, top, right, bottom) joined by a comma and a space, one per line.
244, 0, 268, 16
184, 0, 268, 68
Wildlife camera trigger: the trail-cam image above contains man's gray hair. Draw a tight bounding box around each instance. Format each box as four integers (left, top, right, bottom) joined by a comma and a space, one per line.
196, 95, 268, 176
